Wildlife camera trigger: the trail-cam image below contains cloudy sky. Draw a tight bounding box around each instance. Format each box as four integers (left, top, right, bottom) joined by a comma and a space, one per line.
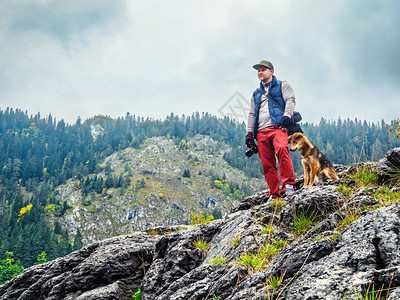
1, 0, 399, 125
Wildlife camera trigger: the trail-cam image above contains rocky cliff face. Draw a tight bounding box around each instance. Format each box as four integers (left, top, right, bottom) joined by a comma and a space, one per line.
2, 148, 400, 300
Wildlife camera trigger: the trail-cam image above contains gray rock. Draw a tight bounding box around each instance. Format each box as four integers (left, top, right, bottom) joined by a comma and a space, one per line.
282, 204, 400, 299
280, 185, 342, 227
3, 148, 400, 300
0, 233, 159, 300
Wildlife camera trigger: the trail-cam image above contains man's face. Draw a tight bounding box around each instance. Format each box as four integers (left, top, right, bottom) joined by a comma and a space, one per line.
257, 67, 273, 83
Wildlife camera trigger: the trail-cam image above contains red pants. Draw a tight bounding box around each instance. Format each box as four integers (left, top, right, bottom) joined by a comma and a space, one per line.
256, 127, 296, 198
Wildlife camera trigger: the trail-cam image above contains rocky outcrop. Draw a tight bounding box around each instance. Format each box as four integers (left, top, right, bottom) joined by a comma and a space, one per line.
2, 148, 400, 299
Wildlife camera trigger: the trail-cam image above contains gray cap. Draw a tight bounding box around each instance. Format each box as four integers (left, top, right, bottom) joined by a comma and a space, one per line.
253, 60, 274, 70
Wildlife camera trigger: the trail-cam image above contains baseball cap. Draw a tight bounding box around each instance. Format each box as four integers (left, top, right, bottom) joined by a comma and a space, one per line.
253, 60, 274, 70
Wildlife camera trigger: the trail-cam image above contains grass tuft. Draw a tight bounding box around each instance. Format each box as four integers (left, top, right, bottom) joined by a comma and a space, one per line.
336, 210, 361, 232
350, 167, 379, 187
209, 256, 227, 264
230, 234, 242, 248
238, 240, 286, 273
266, 272, 286, 290
372, 186, 400, 206
269, 197, 285, 209
193, 238, 211, 255
260, 224, 275, 235
292, 211, 317, 235
337, 184, 353, 197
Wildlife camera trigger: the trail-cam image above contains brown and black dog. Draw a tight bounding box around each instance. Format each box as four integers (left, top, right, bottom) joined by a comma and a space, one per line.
287, 132, 338, 187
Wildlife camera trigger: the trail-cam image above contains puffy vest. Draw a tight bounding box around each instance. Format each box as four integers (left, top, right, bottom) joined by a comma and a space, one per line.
252, 75, 285, 138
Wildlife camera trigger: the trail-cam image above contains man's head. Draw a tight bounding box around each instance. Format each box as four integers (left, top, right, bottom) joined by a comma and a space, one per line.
253, 60, 274, 83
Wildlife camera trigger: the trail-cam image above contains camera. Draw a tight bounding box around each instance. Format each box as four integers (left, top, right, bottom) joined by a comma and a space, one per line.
245, 140, 258, 157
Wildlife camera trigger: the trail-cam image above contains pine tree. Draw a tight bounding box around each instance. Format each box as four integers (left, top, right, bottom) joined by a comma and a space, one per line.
73, 229, 84, 251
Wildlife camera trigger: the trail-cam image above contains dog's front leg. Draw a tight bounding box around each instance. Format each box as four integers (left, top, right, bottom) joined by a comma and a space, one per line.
303, 161, 310, 187
308, 165, 318, 186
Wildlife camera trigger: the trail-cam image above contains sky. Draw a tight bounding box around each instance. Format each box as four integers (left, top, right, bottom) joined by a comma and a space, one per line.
1, 0, 399, 125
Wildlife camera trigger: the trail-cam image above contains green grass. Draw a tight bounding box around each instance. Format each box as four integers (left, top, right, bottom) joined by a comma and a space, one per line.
337, 184, 353, 197
292, 211, 317, 235
269, 197, 285, 209
266, 272, 285, 290
336, 211, 361, 232
238, 240, 286, 273
260, 224, 275, 235
350, 167, 379, 187
388, 164, 400, 185
230, 234, 242, 248
342, 283, 393, 300
209, 256, 226, 264
131, 288, 140, 300
373, 186, 400, 206
193, 238, 211, 255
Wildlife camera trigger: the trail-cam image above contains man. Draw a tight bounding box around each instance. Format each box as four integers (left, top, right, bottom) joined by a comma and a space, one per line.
246, 60, 296, 199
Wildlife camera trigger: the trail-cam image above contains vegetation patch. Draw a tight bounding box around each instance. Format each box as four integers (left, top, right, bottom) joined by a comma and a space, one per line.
336, 210, 361, 232
349, 167, 379, 187
260, 224, 275, 235
266, 272, 286, 290
190, 212, 214, 225
193, 238, 211, 255
230, 234, 242, 248
292, 211, 317, 235
269, 198, 285, 209
238, 240, 286, 273
373, 186, 400, 206
337, 184, 354, 197
209, 256, 227, 264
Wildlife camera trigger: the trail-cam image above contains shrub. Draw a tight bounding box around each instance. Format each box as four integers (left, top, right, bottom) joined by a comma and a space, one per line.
189, 212, 214, 225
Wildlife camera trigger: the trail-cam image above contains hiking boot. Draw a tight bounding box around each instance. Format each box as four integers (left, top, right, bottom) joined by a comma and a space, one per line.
284, 184, 295, 196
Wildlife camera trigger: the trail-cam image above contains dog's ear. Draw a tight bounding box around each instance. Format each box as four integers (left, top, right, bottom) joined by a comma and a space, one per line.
287, 135, 292, 142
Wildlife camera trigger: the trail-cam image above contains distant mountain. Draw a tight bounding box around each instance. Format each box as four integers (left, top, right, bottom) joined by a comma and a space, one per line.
53, 134, 266, 244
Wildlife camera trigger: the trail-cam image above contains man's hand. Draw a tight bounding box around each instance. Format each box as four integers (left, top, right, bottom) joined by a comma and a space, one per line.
245, 132, 254, 148
280, 116, 293, 129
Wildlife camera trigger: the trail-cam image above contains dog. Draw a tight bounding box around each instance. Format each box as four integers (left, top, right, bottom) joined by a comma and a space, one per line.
287, 132, 338, 187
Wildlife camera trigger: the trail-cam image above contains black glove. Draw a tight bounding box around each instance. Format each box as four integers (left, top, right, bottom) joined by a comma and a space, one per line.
281, 116, 293, 129
245, 132, 254, 148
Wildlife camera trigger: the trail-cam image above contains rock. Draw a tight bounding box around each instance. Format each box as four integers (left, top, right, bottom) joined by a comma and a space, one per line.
282, 204, 400, 299
232, 190, 269, 212
280, 185, 342, 227
3, 148, 400, 300
0, 233, 159, 300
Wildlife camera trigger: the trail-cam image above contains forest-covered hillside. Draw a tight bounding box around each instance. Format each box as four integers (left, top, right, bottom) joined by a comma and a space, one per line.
0, 107, 399, 284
